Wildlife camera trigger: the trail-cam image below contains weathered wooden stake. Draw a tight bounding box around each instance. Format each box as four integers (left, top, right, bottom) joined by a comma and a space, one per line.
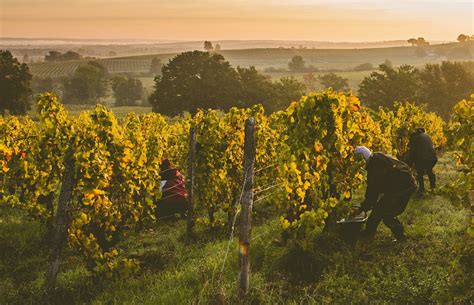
238, 117, 256, 297
45, 148, 75, 293
187, 126, 196, 235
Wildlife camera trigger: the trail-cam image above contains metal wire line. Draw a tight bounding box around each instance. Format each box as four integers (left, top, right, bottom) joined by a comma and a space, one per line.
253, 189, 283, 204
218, 164, 250, 274
253, 182, 285, 196
254, 162, 281, 173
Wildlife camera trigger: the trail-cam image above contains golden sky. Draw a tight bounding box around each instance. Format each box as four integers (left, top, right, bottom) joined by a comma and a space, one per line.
0, 0, 472, 41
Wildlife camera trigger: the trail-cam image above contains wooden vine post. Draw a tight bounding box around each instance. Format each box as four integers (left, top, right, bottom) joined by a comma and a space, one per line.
187, 126, 196, 235
238, 117, 256, 297
45, 147, 75, 293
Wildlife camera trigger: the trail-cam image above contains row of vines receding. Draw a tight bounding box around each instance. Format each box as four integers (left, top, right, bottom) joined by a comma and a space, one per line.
0, 90, 471, 279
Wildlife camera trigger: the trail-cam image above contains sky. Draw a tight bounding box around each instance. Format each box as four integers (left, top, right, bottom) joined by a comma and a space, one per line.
0, 0, 472, 41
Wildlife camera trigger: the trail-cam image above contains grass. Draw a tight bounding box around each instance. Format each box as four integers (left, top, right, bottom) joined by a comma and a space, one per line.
0, 153, 471, 304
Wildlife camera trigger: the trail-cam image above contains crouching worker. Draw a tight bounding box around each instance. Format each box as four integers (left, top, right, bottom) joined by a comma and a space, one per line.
407, 128, 438, 194
155, 158, 189, 220
353, 146, 417, 242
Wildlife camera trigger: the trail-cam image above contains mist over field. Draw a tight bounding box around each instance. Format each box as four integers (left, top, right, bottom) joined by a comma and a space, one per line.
1, 38, 441, 60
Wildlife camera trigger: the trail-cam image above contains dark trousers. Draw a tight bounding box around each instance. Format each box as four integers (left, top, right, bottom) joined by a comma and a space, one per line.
155, 195, 189, 220
365, 190, 414, 239
415, 160, 437, 193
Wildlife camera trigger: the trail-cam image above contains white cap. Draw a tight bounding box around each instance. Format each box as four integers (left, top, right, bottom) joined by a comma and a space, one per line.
355, 146, 372, 161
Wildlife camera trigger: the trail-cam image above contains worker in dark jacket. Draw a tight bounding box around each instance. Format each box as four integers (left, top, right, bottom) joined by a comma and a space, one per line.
353, 146, 417, 241
155, 158, 189, 219
406, 128, 438, 194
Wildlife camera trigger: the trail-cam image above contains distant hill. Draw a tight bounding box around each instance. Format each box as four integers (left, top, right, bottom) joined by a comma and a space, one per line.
2, 38, 452, 60
27, 41, 473, 78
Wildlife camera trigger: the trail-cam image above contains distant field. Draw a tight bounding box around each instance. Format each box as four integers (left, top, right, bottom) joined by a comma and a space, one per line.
28, 42, 473, 78
264, 70, 374, 92
115, 42, 473, 70
29, 58, 158, 78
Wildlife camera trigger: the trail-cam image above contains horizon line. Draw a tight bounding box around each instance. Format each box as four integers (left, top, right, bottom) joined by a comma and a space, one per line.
0, 37, 455, 44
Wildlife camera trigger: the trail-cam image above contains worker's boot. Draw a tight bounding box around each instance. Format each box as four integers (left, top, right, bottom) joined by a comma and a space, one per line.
428, 173, 436, 190
385, 217, 407, 242
392, 225, 407, 242
393, 233, 407, 242
361, 212, 381, 242
417, 175, 425, 194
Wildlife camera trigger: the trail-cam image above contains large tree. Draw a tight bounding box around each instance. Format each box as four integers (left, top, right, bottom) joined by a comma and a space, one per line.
457, 34, 469, 43
407, 38, 417, 46
31, 76, 54, 94
149, 52, 307, 114
318, 73, 349, 91
417, 37, 429, 46
407, 37, 429, 47
0, 50, 32, 115
149, 51, 241, 115
237, 66, 274, 108
111, 75, 144, 106
204, 41, 214, 52
63, 61, 108, 104
237, 67, 305, 111
288, 55, 306, 72
358, 64, 419, 109
271, 77, 306, 111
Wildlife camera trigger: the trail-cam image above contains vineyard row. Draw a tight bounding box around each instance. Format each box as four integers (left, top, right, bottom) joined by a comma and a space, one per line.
0, 90, 471, 286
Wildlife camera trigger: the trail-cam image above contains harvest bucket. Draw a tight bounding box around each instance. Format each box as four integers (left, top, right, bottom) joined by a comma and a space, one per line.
336, 207, 368, 243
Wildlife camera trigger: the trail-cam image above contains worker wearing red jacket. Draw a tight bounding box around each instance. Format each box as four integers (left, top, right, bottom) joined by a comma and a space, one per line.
155, 158, 189, 219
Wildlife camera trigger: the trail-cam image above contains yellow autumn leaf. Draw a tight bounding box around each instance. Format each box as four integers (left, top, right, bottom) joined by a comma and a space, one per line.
303, 181, 311, 190
314, 142, 323, 153
296, 187, 305, 201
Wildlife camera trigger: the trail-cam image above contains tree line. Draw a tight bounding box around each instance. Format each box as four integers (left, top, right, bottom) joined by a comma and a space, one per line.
359, 62, 474, 118
0, 50, 166, 113
0, 49, 472, 118
148, 51, 473, 118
